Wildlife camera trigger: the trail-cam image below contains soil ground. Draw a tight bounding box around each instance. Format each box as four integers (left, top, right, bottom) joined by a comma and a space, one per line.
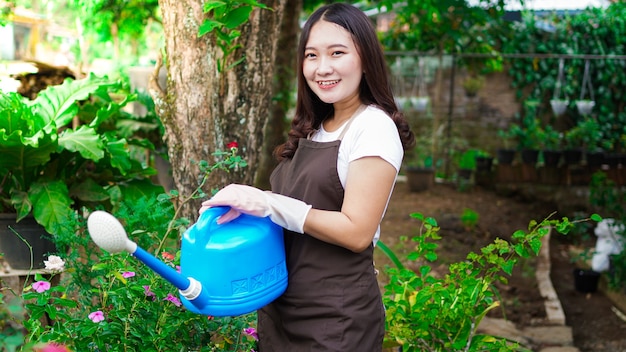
377, 180, 626, 352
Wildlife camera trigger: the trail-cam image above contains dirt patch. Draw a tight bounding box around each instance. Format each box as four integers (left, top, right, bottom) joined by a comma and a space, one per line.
377, 180, 626, 351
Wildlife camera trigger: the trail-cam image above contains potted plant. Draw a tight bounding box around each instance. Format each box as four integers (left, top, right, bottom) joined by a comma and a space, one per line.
403, 136, 435, 192
462, 75, 485, 98
575, 99, 595, 115
496, 129, 516, 165
550, 99, 569, 117
0, 74, 162, 269
562, 125, 585, 166
538, 125, 563, 168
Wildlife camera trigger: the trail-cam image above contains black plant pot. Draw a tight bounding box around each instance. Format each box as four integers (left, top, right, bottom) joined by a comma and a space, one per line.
573, 268, 601, 293
604, 153, 621, 168
0, 214, 57, 270
520, 149, 539, 165
586, 151, 605, 168
542, 150, 562, 168
496, 149, 516, 165
563, 149, 583, 166
475, 156, 494, 172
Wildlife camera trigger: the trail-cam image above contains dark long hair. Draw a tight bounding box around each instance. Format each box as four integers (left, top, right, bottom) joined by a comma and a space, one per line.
275, 3, 415, 160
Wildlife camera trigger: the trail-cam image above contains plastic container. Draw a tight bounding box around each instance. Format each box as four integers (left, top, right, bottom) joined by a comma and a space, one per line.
179, 206, 287, 316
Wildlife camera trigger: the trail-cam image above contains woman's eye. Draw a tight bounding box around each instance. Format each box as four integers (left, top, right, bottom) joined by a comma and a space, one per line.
305, 52, 316, 59
332, 51, 345, 56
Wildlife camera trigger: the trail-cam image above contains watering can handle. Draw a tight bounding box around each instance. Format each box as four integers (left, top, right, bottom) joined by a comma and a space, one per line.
195, 206, 231, 236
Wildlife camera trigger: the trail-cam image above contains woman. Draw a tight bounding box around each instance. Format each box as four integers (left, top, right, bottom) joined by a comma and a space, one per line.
202, 3, 415, 350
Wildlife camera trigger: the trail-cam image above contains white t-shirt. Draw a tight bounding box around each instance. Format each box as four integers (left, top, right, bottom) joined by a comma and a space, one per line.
310, 105, 404, 243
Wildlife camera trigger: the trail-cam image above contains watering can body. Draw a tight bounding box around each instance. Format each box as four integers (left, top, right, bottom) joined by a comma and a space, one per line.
179, 207, 287, 317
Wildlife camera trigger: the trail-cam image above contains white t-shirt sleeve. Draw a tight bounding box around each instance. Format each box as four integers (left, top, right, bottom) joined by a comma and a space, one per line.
341, 106, 404, 173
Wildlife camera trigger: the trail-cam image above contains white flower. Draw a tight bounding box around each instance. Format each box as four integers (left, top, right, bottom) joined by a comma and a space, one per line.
44, 255, 65, 272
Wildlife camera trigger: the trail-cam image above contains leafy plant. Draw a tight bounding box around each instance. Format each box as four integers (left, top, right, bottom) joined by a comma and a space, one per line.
504, 3, 626, 154
405, 134, 435, 169
199, 0, 271, 71
457, 149, 479, 170
461, 208, 480, 231
5, 144, 257, 351
462, 75, 485, 97
0, 74, 161, 236
381, 212, 601, 351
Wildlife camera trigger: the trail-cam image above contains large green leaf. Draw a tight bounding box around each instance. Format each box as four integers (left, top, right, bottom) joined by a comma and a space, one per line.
69, 178, 110, 202
58, 125, 105, 161
28, 180, 74, 235
31, 73, 115, 129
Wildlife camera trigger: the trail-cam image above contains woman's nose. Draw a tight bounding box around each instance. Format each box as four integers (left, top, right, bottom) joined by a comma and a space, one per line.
316, 56, 333, 75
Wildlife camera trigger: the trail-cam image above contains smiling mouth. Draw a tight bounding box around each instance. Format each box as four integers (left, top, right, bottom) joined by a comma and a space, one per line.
318, 80, 339, 86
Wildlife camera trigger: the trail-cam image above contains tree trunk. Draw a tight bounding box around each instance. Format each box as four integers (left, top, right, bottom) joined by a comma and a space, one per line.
255, 0, 302, 189
153, 0, 286, 220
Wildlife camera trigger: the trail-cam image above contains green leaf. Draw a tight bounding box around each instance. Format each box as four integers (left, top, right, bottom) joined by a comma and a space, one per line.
223, 5, 253, 29
198, 19, 223, 37
591, 213, 603, 222
32, 73, 115, 128
69, 178, 110, 202
105, 138, 132, 174
59, 125, 105, 161
28, 180, 74, 234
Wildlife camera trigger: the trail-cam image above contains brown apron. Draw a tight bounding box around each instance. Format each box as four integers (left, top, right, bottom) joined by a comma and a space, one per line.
259, 116, 385, 351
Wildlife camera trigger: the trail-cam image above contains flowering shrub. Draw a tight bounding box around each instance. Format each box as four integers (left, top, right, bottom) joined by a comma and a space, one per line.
2, 144, 259, 351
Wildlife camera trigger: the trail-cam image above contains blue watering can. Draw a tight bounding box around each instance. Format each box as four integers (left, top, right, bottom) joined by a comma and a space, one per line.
87, 206, 287, 317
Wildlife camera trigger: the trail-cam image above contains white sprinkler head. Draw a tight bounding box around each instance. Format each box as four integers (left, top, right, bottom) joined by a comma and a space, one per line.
87, 211, 137, 253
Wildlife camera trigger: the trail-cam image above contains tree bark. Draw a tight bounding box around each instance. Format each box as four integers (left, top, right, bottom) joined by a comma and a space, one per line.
153, 0, 286, 220
255, 0, 303, 189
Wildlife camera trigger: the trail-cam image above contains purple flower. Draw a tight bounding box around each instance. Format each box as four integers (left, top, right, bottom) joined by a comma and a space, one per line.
122, 271, 135, 278
88, 310, 105, 323
143, 285, 156, 300
164, 293, 182, 307
243, 327, 259, 341
32, 281, 51, 293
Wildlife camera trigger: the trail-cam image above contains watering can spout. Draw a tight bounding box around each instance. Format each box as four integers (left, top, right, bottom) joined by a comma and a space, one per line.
87, 211, 210, 309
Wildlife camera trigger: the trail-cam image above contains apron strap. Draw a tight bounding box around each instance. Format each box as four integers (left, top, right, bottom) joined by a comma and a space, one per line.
337, 104, 366, 141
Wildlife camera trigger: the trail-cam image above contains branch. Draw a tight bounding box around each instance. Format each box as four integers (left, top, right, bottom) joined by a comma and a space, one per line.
148, 52, 166, 111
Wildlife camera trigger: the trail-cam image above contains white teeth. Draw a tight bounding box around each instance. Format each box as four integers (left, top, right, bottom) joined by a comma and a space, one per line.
319, 80, 338, 86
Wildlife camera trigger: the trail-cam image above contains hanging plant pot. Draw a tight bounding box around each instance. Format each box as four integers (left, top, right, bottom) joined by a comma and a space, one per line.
411, 96, 430, 112
550, 99, 569, 116
575, 100, 595, 115
394, 96, 410, 111
0, 214, 57, 270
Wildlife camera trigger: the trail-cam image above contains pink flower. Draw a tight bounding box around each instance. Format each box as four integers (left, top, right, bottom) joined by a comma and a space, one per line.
34, 342, 71, 352
143, 285, 156, 300
88, 310, 105, 323
176, 265, 181, 273
122, 271, 135, 278
32, 281, 51, 293
227, 141, 238, 149
243, 327, 259, 341
164, 293, 182, 307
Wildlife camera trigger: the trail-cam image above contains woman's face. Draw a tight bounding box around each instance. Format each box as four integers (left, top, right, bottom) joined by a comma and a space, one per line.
302, 19, 363, 107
